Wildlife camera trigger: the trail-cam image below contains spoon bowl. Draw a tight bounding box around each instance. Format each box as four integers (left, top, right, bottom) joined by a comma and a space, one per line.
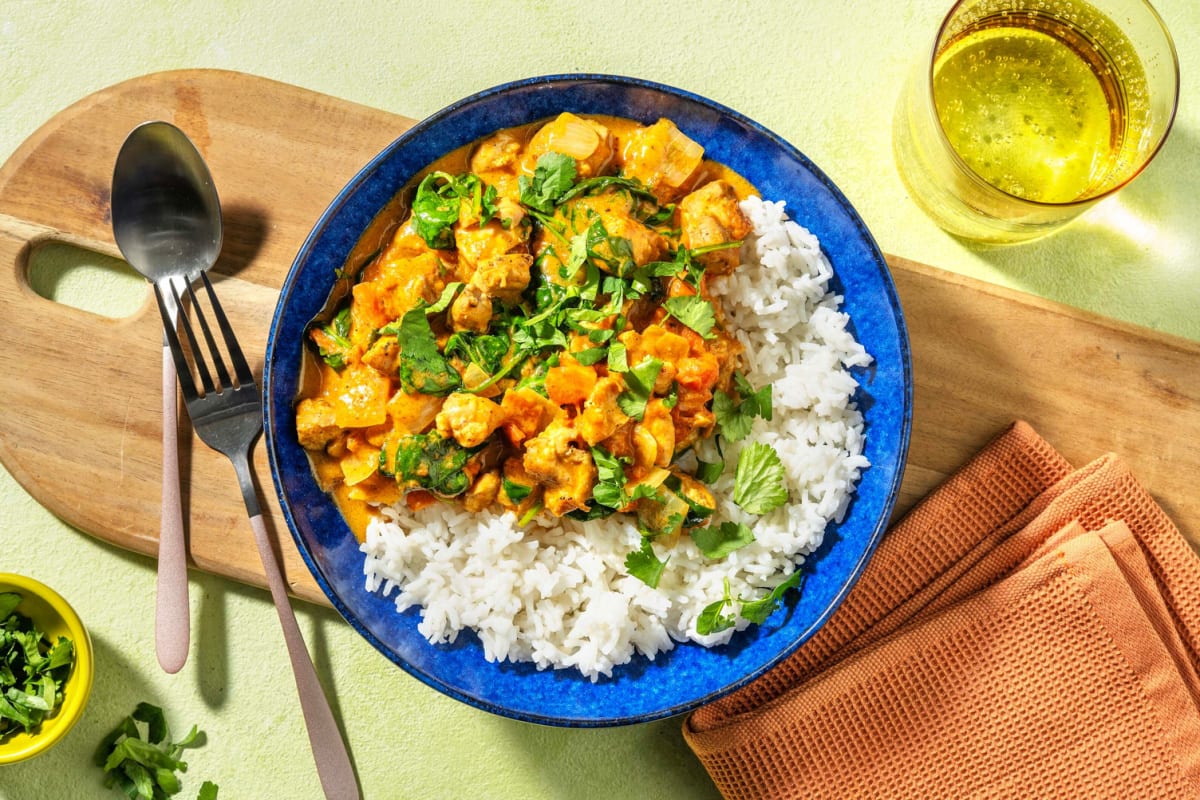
111, 121, 223, 674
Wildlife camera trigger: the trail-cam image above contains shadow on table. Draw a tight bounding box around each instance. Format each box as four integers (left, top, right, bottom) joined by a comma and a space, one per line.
961, 127, 1200, 340
497, 714, 722, 800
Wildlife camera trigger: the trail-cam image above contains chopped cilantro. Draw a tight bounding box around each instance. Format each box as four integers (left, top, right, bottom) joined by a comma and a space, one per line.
695, 579, 736, 636
663, 295, 716, 339
0, 592, 74, 737
590, 446, 629, 509
733, 442, 788, 515
690, 521, 755, 560
616, 356, 663, 421
714, 373, 773, 442
625, 536, 669, 588
393, 308, 461, 395
95, 702, 215, 800
739, 570, 805, 624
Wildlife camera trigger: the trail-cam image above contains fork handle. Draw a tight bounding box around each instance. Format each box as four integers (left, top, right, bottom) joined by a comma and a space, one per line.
156, 343, 189, 674
246, 508, 360, 799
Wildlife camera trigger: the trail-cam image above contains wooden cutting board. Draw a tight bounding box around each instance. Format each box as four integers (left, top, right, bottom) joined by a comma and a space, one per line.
1, 70, 1197, 606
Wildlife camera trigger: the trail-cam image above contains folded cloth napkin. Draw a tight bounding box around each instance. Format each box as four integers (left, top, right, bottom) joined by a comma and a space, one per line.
684, 421, 1200, 799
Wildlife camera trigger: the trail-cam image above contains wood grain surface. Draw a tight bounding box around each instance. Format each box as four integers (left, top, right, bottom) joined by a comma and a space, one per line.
1, 69, 1196, 606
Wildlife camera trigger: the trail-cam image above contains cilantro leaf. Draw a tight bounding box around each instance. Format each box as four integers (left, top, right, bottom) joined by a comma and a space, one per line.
739, 570, 805, 624
411, 172, 463, 249
96, 703, 214, 800
663, 295, 717, 339
394, 308, 461, 395
590, 446, 628, 509
616, 356, 663, 421
714, 373, 773, 442
0, 592, 74, 738
733, 442, 789, 514
690, 521, 755, 559
518, 152, 577, 213
607, 342, 629, 373
695, 580, 736, 636
625, 536, 669, 588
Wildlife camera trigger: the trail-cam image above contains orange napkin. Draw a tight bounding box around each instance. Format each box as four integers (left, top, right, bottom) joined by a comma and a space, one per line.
684, 421, 1200, 799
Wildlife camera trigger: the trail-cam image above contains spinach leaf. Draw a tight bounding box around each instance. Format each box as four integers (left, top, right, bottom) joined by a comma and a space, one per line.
444, 330, 510, 375
312, 307, 353, 370
387, 431, 473, 497
518, 152, 577, 214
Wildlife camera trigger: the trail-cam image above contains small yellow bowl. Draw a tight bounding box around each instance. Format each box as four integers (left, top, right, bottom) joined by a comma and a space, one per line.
0, 573, 93, 764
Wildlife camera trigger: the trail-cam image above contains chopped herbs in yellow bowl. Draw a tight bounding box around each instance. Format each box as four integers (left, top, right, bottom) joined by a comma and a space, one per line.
0, 573, 93, 764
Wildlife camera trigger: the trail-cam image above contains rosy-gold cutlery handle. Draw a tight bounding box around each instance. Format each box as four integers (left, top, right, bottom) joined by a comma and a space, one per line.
247, 511, 360, 799
156, 344, 189, 674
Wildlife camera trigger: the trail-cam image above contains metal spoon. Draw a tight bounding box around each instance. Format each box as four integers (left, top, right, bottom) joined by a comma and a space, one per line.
111, 121, 222, 674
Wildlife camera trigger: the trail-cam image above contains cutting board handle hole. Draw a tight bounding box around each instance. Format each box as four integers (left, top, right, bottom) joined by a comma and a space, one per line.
27, 241, 147, 319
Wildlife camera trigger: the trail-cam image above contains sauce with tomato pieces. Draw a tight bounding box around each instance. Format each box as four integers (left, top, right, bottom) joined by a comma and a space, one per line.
296, 113, 757, 543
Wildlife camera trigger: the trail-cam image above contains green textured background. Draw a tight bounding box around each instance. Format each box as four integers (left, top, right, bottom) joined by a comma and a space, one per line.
0, 1, 1195, 798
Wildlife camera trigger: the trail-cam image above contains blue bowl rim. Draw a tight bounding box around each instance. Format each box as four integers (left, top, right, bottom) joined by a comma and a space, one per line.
264, 72, 913, 726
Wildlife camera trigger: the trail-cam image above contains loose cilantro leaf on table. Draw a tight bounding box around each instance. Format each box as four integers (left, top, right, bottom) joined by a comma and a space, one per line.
95, 702, 216, 800
0, 591, 73, 738
733, 442, 788, 515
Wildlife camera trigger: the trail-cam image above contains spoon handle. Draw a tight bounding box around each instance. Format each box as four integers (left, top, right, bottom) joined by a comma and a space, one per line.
156, 343, 190, 673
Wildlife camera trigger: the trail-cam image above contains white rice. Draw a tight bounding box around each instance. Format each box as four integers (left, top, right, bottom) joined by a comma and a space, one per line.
361, 196, 871, 680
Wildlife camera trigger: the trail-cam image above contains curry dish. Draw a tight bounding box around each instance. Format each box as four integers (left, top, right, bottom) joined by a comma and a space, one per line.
296, 113, 760, 546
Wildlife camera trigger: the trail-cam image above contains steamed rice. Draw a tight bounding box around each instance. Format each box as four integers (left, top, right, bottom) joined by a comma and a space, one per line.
361, 195, 871, 680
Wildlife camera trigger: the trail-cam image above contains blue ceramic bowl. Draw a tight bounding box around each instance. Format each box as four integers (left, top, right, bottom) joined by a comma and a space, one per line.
264, 75, 912, 727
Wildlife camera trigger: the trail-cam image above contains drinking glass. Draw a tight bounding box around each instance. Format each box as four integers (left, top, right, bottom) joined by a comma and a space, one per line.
893, 0, 1178, 243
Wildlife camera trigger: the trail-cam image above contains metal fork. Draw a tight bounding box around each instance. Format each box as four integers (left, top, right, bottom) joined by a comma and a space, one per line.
155, 272, 359, 800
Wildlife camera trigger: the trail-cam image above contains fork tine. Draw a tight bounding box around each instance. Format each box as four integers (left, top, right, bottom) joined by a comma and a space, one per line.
198, 271, 256, 388
166, 278, 217, 395
183, 277, 234, 391
154, 282, 200, 400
